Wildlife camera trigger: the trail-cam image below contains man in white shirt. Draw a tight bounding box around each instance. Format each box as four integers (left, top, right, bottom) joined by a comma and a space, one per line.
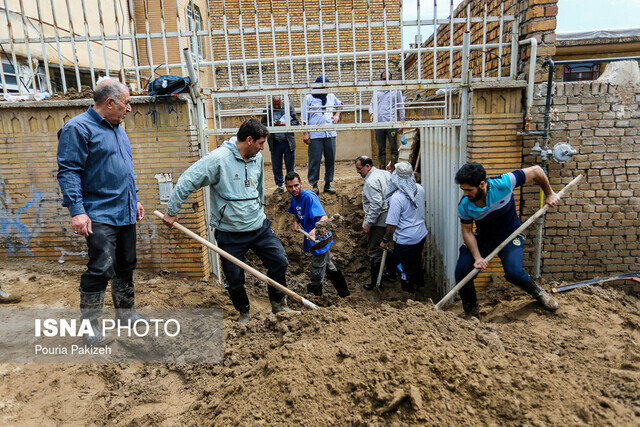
369, 71, 405, 169
301, 76, 343, 195
380, 162, 428, 293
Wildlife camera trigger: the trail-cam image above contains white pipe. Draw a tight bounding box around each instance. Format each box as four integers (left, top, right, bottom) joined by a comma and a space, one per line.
519, 37, 538, 115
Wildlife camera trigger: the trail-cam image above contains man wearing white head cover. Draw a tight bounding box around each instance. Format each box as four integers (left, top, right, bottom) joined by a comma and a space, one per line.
380, 162, 428, 293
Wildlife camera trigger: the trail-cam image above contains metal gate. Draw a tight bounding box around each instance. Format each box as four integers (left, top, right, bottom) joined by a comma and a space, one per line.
0, 0, 526, 293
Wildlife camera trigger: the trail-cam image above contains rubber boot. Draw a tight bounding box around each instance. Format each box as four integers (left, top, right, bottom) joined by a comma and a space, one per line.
0, 285, 21, 304
226, 284, 251, 322
365, 261, 381, 291
521, 278, 559, 312
237, 311, 250, 325
271, 296, 300, 314
326, 267, 351, 298
462, 301, 480, 320
80, 291, 107, 346
400, 279, 415, 294
111, 278, 147, 323
306, 283, 323, 296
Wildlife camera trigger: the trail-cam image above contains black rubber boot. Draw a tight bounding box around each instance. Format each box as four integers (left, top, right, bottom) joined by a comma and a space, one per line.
520, 278, 559, 312
306, 283, 323, 296
400, 279, 415, 294
462, 301, 480, 319
365, 261, 381, 290
111, 278, 146, 323
80, 291, 107, 346
326, 267, 351, 298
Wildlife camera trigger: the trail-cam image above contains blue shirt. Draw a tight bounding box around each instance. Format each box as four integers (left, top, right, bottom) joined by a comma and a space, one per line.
458, 170, 526, 240
368, 90, 406, 122
57, 107, 139, 226
301, 93, 343, 139
288, 189, 332, 255
386, 186, 428, 245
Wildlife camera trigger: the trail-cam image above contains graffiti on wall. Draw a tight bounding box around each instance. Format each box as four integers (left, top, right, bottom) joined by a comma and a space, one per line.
0, 175, 43, 257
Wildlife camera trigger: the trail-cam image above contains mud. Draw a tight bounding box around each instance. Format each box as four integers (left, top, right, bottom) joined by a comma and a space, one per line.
1, 163, 639, 424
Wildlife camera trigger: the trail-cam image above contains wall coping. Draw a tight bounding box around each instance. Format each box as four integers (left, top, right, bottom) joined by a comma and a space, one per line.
0, 93, 192, 109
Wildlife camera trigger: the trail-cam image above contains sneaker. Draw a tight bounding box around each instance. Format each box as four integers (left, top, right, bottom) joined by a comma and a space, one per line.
273, 186, 284, 194
312, 185, 319, 194
323, 185, 336, 194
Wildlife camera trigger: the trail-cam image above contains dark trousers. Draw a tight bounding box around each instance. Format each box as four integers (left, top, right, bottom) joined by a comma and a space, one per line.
368, 226, 397, 268
455, 234, 529, 309
215, 219, 288, 312
393, 238, 425, 289
271, 139, 295, 187
308, 137, 336, 188
80, 222, 137, 293
375, 128, 398, 168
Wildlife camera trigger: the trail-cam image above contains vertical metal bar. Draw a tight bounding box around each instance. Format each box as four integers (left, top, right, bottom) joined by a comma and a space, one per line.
448, 0, 453, 81
142, 0, 156, 83
466, 3, 470, 31
432, 0, 437, 80
481, 3, 487, 81
127, 0, 141, 90
204, 0, 217, 90
367, 0, 373, 82
498, 2, 504, 80
159, 0, 171, 75
18, 0, 37, 92
174, 0, 186, 77
237, 1, 248, 87
80, 0, 96, 87
335, 0, 342, 82
113, 0, 126, 82
286, 0, 294, 84
34, 0, 51, 92
510, 16, 519, 79
269, 0, 279, 86
351, 0, 357, 84
416, 0, 421, 83
400, 0, 405, 83
383, 0, 389, 82
4, 0, 24, 94
318, 0, 326, 79
253, 0, 264, 87
20, 0, 38, 93
302, 0, 310, 84
64, 0, 82, 91
96, 0, 110, 79
221, 0, 233, 88
49, 0, 68, 93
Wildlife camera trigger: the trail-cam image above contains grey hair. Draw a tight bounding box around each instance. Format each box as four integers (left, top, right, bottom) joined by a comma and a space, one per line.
93, 79, 127, 104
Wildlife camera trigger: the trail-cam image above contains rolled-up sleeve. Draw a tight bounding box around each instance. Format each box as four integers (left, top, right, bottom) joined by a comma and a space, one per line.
57, 125, 88, 217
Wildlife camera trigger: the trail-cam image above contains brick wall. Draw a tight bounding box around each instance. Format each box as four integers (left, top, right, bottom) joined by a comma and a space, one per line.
0, 97, 210, 279
521, 81, 640, 281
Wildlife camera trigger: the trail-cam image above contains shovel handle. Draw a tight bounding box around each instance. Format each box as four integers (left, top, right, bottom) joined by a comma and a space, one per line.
154, 211, 318, 310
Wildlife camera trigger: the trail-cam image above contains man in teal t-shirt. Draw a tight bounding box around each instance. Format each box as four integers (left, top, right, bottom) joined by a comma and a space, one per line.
286, 172, 350, 298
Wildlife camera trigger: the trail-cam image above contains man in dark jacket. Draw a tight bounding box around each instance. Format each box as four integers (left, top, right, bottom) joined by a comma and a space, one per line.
261, 95, 299, 193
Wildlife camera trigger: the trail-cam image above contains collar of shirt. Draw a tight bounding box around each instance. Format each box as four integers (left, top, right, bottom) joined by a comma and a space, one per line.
87, 106, 119, 130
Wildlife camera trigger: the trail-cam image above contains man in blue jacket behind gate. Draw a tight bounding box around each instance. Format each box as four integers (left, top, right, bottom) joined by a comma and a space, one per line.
163, 118, 296, 325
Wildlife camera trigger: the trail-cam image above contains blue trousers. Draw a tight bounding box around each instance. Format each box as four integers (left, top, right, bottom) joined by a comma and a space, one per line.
214, 219, 289, 313
271, 139, 295, 187
308, 137, 336, 188
455, 234, 530, 310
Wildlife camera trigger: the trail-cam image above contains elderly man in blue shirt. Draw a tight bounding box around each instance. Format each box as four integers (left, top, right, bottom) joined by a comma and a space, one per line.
301, 76, 343, 195
57, 78, 145, 345
369, 71, 405, 169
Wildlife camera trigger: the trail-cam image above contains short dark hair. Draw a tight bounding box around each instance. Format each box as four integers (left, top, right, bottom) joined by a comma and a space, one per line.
93, 80, 125, 104
285, 171, 301, 183
455, 162, 486, 187
380, 71, 392, 80
355, 156, 374, 167
237, 118, 269, 142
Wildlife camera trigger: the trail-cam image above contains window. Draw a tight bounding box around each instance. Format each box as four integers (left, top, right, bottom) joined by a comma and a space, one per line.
1, 59, 21, 93
186, 4, 204, 60
562, 62, 600, 82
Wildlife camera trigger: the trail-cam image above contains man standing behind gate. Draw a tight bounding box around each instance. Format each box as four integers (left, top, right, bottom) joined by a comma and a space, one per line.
301, 76, 343, 195
369, 71, 405, 169
261, 95, 299, 193
57, 78, 145, 346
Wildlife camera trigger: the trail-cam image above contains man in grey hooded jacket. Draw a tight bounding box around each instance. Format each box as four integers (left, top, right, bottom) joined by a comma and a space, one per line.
163, 118, 296, 324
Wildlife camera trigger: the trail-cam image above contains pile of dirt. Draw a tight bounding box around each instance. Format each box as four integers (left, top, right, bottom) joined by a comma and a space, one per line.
1, 164, 639, 424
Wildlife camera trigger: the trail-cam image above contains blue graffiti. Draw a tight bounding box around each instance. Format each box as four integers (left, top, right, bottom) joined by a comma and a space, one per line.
0, 191, 43, 257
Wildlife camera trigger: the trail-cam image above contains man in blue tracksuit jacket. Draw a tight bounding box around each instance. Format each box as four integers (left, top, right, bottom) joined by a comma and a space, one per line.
163, 118, 296, 324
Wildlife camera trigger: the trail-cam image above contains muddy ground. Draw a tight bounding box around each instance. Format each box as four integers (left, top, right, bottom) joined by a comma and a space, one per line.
1, 162, 639, 425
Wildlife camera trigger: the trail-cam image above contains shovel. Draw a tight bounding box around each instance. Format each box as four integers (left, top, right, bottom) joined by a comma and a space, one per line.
297, 228, 333, 251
